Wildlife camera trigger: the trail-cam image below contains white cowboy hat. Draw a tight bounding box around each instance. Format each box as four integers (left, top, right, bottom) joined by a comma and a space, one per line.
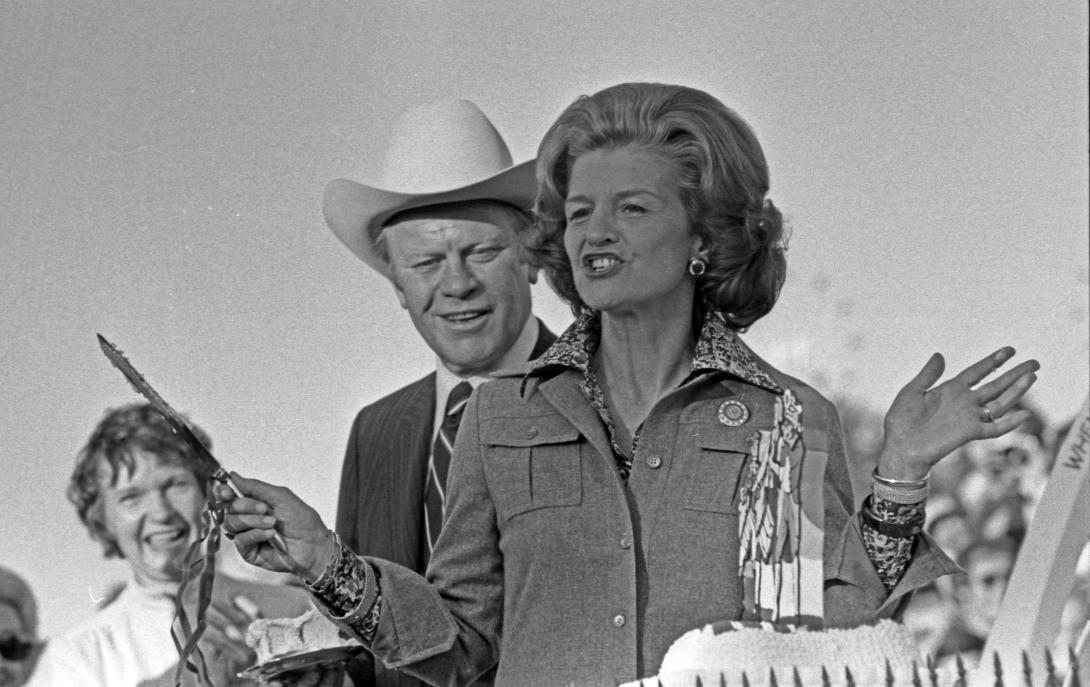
322, 98, 535, 276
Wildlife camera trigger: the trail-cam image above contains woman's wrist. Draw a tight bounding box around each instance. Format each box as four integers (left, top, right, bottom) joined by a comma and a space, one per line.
875, 446, 931, 482
302, 529, 338, 586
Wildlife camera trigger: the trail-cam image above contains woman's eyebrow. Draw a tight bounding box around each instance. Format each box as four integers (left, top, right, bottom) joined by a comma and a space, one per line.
566, 188, 661, 203
615, 188, 662, 201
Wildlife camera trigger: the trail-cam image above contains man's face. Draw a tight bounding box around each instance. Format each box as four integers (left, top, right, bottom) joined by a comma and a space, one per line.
384, 203, 537, 377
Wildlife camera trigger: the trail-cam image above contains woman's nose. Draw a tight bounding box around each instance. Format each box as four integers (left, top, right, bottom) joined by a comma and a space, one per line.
145, 491, 175, 519
583, 209, 615, 246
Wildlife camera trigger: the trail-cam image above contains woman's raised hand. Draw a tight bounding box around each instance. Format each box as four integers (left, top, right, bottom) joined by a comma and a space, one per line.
214, 473, 333, 583
876, 347, 1039, 481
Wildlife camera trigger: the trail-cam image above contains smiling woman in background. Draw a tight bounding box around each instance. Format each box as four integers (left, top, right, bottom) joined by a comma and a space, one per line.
28, 403, 312, 687
216, 82, 1040, 687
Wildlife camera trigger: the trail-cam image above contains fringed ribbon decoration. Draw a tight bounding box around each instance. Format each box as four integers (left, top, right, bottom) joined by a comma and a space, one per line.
170, 475, 228, 687
738, 388, 824, 624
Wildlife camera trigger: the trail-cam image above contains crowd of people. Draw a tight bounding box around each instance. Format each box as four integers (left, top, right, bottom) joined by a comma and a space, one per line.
897, 403, 1090, 667
3, 81, 1076, 687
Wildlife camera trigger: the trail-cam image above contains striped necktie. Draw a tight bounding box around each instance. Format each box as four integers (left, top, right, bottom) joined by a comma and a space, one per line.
424, 381, 472, 557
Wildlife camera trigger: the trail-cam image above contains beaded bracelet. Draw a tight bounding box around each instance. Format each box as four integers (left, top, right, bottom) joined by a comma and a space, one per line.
871, 467, 930, 504
319, 554, 379, 622
872, 479, 930, 504
333, 560, 380, 622
357, 567, 383, 643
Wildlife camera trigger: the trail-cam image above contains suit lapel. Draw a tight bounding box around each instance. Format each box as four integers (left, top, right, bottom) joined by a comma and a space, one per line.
357, 374, 435, 571
398, 375, 435, 569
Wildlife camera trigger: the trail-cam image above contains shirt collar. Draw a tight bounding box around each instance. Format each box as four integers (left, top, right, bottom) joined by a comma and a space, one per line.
435, 315, 541, 436
528, 309, 781, 393
435, 315, 540, 399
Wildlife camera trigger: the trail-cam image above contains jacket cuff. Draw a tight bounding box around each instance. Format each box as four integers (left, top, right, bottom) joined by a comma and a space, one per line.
824, 515, 961, 623
364, 557, 459, 668
879, 531, 961, 614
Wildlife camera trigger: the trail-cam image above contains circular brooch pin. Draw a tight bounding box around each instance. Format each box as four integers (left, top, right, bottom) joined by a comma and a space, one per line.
717, 399, 750, 427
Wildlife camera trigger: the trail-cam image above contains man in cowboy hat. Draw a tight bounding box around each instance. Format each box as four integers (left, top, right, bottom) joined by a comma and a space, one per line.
322, 99, 554, 687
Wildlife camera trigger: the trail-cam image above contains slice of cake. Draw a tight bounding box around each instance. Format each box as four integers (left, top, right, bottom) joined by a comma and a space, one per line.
622, 619, 951, 687
245, 608, 362, 664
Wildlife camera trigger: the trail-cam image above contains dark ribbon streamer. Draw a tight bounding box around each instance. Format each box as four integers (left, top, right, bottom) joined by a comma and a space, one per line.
170, 477, 227, 687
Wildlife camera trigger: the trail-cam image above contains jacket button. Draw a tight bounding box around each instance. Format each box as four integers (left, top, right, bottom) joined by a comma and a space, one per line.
645, 454, 662, 469
619, 535, 631, 549
526, 427, 538, 438
613, 614, 626, 627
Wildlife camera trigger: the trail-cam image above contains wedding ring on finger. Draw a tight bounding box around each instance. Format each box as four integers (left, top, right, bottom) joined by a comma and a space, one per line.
981, 405, 994, 423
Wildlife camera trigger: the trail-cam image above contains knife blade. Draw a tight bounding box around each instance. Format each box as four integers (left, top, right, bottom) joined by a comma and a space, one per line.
97, 334, 229, 482
96, 333, 304, 575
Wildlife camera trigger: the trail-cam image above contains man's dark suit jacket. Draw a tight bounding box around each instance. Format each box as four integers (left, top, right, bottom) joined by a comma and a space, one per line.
335, 321, 556, 687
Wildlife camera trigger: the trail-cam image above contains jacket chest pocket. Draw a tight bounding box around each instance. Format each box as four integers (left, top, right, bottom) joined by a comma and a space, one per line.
480, 416, 583, 521
684, 426, 753, 514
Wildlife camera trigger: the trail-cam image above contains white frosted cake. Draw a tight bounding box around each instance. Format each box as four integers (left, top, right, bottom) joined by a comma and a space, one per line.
245, 608, 361, 663
623, 620, 947, 687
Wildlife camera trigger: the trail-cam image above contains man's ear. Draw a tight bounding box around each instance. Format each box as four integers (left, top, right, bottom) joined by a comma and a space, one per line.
527, 264, 540, 285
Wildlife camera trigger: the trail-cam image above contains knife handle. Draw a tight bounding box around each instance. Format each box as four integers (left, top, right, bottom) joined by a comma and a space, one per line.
215, 468, 309, 577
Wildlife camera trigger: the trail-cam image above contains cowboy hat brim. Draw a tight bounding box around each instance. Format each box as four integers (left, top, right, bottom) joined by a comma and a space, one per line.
323, 159, 536, 276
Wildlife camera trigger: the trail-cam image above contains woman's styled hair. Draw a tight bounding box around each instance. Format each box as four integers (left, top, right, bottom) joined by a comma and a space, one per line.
67, 403, 214, 559
529, 82, 788, 330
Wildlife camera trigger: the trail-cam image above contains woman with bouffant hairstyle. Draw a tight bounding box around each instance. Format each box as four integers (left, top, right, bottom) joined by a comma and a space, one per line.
218, 83, 1040, 687
529, 82, 786, 330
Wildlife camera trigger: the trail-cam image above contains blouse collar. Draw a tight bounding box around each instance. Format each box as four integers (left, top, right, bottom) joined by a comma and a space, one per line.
527, 309, 781, 393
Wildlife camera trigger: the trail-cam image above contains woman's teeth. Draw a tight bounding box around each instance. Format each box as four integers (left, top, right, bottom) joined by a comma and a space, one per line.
589, 257, 619, 271
146, 530, 185, 546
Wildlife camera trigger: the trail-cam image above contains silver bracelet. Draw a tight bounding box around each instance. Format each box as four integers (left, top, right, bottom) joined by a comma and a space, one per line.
872, 479, 930, 504
872, 466, 930, 488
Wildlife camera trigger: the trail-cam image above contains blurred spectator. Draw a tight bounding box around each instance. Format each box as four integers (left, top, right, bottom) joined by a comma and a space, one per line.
0, 565, 40, 686
900, 584, 955, 663
28, 403, 312, 687
879, 396, 1086, 669
955, 536, 1020, 649
925, 495, 974, 566
1055, 587, 1089, 656
960, 423, 1049, 540
753, 382, 1076, 667
1055, 541, 1090, 662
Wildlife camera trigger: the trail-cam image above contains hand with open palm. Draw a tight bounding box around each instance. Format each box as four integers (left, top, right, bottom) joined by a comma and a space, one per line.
876, 347, 1039, 481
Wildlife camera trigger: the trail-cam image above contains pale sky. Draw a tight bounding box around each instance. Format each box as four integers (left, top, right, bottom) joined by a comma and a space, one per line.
2, 2, 1087, 637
